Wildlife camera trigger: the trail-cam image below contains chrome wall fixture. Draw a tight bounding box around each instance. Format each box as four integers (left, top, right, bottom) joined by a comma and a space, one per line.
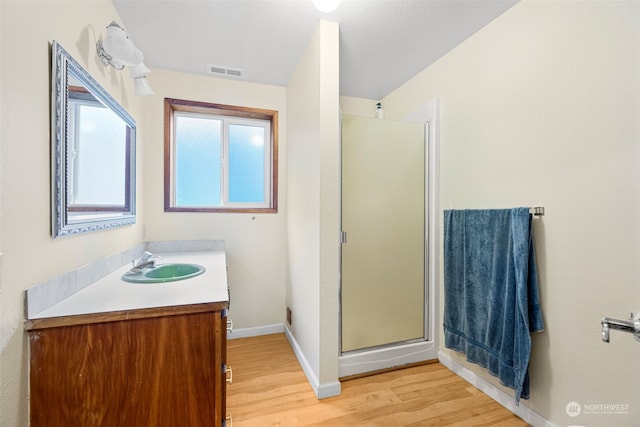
529, 206, 545, 216
601, 312, 640, 343
96, 21, 154, 96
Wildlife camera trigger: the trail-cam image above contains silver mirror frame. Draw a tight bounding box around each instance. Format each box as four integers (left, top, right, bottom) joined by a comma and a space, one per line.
51, 41, 136, 238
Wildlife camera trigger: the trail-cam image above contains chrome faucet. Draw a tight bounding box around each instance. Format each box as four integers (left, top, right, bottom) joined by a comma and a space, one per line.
127, 251, 160, 274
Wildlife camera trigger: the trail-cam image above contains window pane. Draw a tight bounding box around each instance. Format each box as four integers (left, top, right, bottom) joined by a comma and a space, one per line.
228, 124, 265, 203
164, 98, 277, 213
175, 115, 221, 206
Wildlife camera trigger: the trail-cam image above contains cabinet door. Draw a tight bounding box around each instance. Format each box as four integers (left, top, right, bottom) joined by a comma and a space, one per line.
29, 311, 222, 427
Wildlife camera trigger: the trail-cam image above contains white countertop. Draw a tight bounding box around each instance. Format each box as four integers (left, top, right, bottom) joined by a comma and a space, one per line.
30, 250, 229, 320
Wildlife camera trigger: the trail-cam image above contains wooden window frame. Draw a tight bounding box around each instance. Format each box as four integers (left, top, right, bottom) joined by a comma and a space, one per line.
164, 98, 278, 213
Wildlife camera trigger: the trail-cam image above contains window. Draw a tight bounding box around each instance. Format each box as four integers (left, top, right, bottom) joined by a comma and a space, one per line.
164, 98, 278, 212
68, 86, 131, 211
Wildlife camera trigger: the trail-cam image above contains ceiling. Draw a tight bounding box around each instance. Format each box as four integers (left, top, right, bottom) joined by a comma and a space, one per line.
112, 0, 519, 100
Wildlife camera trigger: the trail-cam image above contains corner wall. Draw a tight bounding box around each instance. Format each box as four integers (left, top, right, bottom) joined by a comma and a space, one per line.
382, 1, 640, 426
0, 2, 146, 425
286, 20, 341, 397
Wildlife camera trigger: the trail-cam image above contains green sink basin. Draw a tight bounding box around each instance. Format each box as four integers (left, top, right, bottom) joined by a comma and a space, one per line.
122, 263, 206, 283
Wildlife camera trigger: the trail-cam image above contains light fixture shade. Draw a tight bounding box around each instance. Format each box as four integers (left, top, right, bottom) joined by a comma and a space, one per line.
97, 21, 152, 96
313, 0, 341, 13
102, 21, 143, 66
129, 62, 151, 78
133, 76, 154, 96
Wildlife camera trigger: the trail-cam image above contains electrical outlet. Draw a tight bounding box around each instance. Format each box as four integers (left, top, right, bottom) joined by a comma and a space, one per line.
286, 307, 292, 325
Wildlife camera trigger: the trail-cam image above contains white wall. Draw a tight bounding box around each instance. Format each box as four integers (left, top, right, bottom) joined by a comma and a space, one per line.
0, 2, 146, 425
382, 1, 640, 426
140, 69, 288, 331
286, 20, 341, 397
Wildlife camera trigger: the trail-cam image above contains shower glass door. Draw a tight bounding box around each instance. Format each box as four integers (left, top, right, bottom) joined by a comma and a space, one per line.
341, 115, 426, 353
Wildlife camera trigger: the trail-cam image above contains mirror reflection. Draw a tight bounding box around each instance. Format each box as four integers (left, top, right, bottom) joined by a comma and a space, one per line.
51, 41, 136, 238
67, 80, 130, 208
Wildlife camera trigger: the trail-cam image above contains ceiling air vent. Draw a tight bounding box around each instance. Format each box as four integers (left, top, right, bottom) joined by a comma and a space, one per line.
208, 64, 244, 79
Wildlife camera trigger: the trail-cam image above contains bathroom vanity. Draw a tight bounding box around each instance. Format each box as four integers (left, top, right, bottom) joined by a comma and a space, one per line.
25, 243, 230, 427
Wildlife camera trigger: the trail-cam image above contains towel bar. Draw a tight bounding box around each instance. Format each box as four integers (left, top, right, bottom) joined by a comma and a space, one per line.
601, 312, 640, 343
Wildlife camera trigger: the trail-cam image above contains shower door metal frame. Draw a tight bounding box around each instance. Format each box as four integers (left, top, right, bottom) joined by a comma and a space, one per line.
338, 98, 440, 376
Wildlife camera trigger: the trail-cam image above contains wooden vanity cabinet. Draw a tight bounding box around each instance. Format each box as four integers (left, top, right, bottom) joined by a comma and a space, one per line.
26, 303, 228, 427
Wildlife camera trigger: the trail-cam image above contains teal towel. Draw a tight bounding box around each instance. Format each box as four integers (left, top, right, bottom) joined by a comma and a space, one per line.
443, 208, 544, 404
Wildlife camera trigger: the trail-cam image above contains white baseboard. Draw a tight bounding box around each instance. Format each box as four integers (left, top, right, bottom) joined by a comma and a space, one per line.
227, 323, 284, 339
284, 324, 341, 399
339, 340, 438, 377
438, 351, 558, 427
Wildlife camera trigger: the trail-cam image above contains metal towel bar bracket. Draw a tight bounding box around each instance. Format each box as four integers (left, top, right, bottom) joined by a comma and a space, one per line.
529, 207, 545, 216
601, 312, 640, 343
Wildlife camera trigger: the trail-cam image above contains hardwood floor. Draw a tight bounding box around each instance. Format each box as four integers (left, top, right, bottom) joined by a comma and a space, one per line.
226, 333, 529, 427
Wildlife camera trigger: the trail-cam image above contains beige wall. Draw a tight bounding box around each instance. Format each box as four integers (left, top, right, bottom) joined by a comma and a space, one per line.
316, 20, 341, 390
286, 19, 322, 381
0, 1, 146, 425
140, 69, 288, 331
286, 20, 341, 396
383, 1, 640, 425
339, 95, 377, 117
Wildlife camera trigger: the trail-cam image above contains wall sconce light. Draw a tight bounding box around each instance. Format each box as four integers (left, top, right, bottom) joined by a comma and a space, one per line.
313, 0, 341, 13
96, 21, 154, 96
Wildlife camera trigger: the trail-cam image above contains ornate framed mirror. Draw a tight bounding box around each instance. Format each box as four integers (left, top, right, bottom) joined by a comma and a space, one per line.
51, 41, 136, 238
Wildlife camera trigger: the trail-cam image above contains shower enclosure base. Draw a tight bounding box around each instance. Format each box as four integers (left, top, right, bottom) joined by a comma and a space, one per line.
338, 340, 438, 378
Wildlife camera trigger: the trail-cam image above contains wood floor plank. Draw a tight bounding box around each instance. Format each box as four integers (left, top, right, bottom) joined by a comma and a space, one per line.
226, 333, 530, 426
